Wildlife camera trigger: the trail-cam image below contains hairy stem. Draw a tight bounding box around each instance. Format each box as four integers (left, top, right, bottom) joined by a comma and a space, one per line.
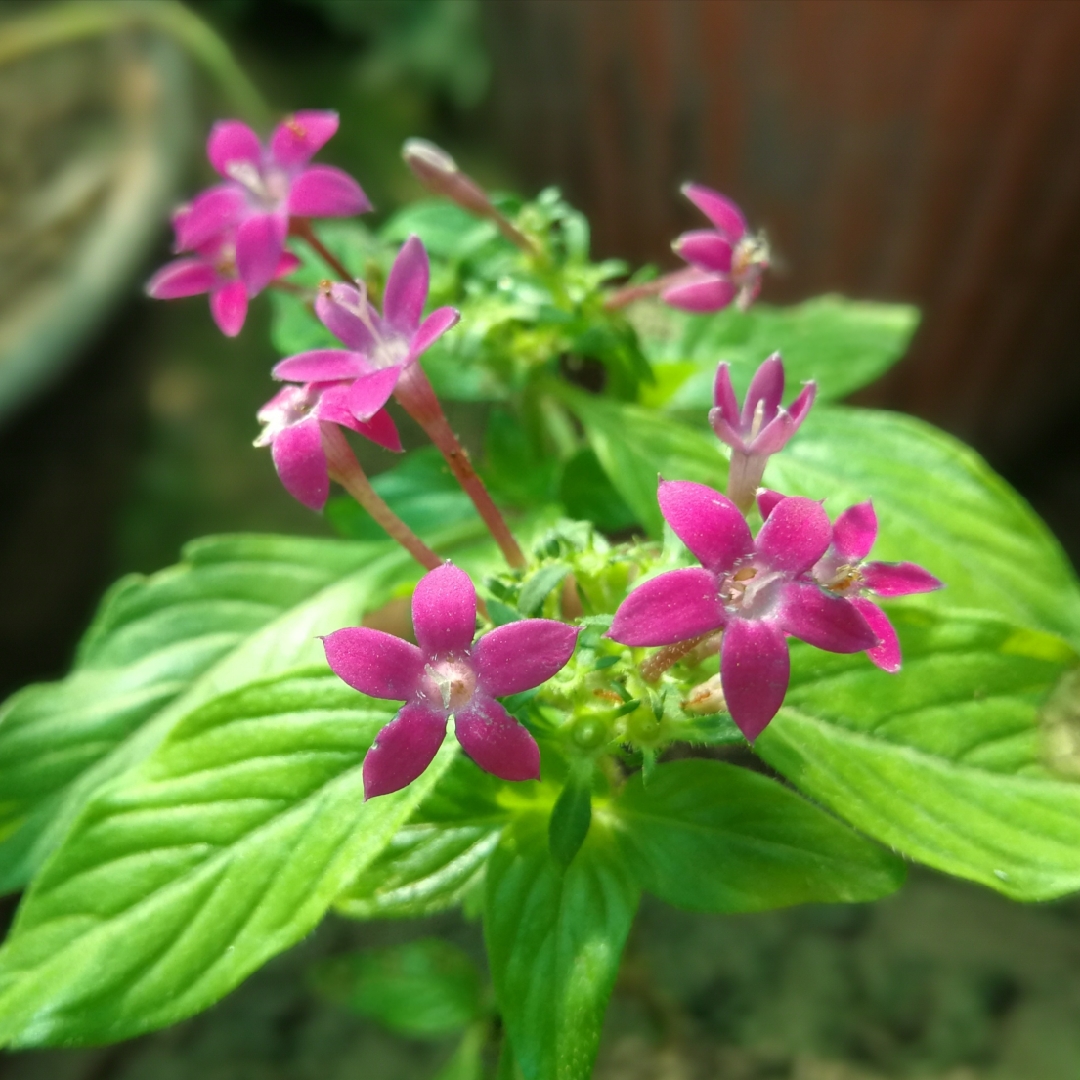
639, 631, 716, 683
290, 218, 353, 282
603, 268, 698, 311
394, 364, 526, 569
321, 423, 442, 571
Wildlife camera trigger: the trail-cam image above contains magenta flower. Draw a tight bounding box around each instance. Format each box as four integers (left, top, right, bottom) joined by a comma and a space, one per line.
608, 481, 877, 741
323, 563, 581, 797
271, 236, 459, 422
146, 227, 299, 337
712, 354, 816, 511
800, 498, 943, 672
254, 381, 401, 511
178, 111, 370, 295
662, 183, 770, 313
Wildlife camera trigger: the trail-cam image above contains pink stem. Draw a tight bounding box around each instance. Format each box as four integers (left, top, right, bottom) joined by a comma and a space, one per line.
603, 269, 698, 311
639, 631, 716, 683
394, 363, 526, 569
321, 423, 442, 571
289, 217, 353, 282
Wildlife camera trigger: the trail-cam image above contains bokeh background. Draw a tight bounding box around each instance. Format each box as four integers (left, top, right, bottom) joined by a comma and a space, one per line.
3, 1, 1080, 1077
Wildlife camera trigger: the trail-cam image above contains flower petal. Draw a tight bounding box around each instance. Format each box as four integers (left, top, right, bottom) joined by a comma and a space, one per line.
720, 619, 789, 741
270, 416, 329, 510
832, 501, 878, 563
712, 362, 740, 429
322, 626, 425, 699
173, 186, 246, 250
410, 306, 460, 360
145, 258, 217, 299
658, 480, 753, 572
355, 409, 403, 453
275, 251, 302, 278
347, 366, 402, 420
748, 412, 797, 456
741, 352, 784, 430
207, 120, 262, 178
453, 695, 540, 781
362, 704, 447, 799
287, 164, 370, 217
273, 349, 367, 383
681, 183, 747, 240
756, 488, 786, 520
384, 235, 429, 333
608, 567, 724, 647
315, 283, 377, 352
708, 408, 751, 454
270, 109, 339, 166
474, 620, 581, 697
412, 563, 477, 656
209, 280, 248, 337
861, 561, 944, 597
673, 230, 733, 272
853, 597, 902, 673
235, 212, 288, 294
787, 380, 817, 426
778, 582, 879, 653
756, 496, 831, 573
661, 274, 737, 314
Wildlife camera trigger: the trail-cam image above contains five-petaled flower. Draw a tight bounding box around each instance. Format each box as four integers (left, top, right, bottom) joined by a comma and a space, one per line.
663, 183, 770, 314
608, 481, 878, 741
254, 381, 401, 510
146, 220, 299, 337
271, 235, 459, 422
323, 563, 581, 797
760, 492, 944, 673
712, 353, 816, 511
178, 111, 369, 295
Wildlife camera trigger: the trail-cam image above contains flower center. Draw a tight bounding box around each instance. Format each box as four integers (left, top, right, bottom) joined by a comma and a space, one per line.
822, 564, 862, 594
227, 161, 289, 211
421, 656, 476, 714
719, 562, 784, 619
732, 234, 770, 284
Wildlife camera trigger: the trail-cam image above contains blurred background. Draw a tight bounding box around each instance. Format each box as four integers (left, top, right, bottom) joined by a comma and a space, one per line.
3, 1, 1080, 1077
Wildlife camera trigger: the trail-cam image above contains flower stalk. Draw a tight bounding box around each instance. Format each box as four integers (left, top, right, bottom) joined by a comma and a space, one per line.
289, 217, 354, 283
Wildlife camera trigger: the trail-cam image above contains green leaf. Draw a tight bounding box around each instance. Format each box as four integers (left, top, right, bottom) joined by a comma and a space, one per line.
381, 199, 500, 260
548, 762, 593, 869
0, 535, 408, 893
436, 1024, 488, 1080
335, 754, 508, 920
485, 815, 638, 1080
637, 296, 918, 407
613, 759, 904, 912
754, 609, 1080, 900
518, 563, 570, 617
0, 672, 456, 1047
769, 407, 1080, 646
558, 450, 636, 533
309, 938, 484, 1038
557, 388, 724, 537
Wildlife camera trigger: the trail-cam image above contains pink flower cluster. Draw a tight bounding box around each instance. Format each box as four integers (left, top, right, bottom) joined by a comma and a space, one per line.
146, 111, 368, 336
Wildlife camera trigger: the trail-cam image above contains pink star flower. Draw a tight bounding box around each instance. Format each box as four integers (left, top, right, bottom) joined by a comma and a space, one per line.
759, 493, 943, 673
608, 481, 877, 741
663, 183, 770, 313
712, 353, 816, 511
254, 381, 401, 511
271, 236, 459, 422
323, 563, 581, 797
177, 111, 370, 295
145, 225, 299, 337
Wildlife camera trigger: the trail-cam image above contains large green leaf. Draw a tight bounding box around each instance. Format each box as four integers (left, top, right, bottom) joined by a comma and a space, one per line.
484, 815, 638, 1080
769, 407, 1080, 646
636, 295, 918, 408
335, 754, 508, 920
0, 535, 401, 892
613, 759, 904, 912
756, 609, 1080, 900
0, 672, 455, 1047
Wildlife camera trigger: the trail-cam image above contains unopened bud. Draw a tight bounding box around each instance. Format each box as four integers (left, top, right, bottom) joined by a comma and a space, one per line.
402, 138, 495, 220
682, 673, 727, 716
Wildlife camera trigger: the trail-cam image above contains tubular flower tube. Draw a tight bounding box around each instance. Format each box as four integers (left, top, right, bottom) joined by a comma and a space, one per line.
759, 493, 944, 673
711, 354, 816, 512
177, 111, 370, 295
323, 563, 581, 797
273, 235, 460, 422
145, 223, 299, 337
608, 481, 878, 741
662, 183, 770, 313
254, 381, 401, 511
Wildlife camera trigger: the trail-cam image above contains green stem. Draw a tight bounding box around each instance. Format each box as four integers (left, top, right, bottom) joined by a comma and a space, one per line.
0, 0, 268, 124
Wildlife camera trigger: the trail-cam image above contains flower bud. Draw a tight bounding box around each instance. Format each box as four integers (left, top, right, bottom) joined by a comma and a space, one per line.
402, 138, 496, 220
